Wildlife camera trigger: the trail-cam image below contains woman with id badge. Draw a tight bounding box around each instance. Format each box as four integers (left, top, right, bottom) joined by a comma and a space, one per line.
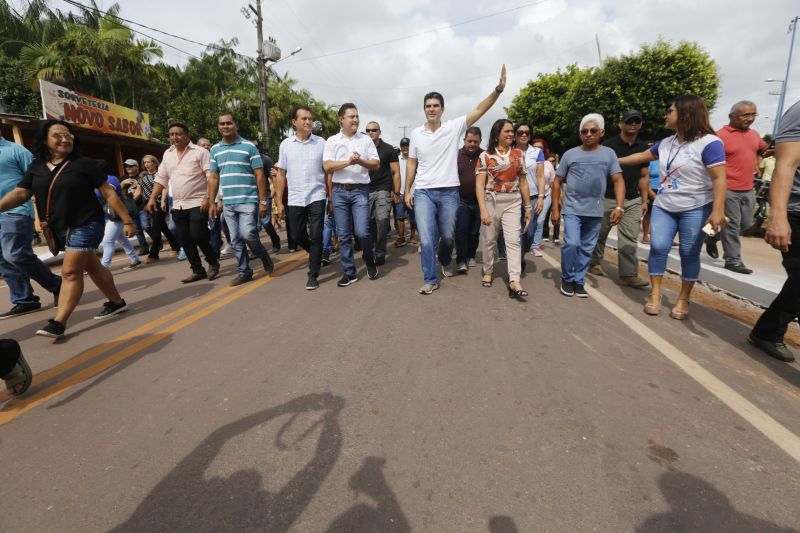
618, 95, 728, 319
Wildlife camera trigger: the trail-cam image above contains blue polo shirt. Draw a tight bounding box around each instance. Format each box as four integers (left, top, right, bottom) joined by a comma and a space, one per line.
209, 136, 264, 205
0, 137, 34, 218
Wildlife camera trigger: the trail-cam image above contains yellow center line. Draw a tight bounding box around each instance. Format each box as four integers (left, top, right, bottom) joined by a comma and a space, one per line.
0, 253, 305, 405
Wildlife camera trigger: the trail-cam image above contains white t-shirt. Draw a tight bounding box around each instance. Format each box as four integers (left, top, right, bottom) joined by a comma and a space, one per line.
523, 145, 546, 196
650, 133, 725, 213
323, 131, 379, 185
408, 115, 468, 189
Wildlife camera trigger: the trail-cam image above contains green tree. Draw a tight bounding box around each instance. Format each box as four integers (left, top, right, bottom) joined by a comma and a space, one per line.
508, 39, 720, 154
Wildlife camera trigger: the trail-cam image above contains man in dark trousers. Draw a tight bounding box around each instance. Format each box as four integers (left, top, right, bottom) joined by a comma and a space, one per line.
365, 121, 400, 266
590, 109, 650, 287
748, 100, 800, 362
454, 127, 483, 273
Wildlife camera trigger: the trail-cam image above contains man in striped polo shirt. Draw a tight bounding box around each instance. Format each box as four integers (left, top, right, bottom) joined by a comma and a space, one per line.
208, 113, 274, 286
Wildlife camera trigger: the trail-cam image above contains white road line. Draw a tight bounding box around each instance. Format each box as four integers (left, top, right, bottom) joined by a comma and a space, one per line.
540, 252, 800, 463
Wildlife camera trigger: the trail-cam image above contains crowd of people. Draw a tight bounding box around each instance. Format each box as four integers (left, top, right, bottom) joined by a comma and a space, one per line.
0, 64, 798, 396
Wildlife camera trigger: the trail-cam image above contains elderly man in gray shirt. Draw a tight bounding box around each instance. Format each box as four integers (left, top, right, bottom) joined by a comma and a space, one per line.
551, 113, 625, 298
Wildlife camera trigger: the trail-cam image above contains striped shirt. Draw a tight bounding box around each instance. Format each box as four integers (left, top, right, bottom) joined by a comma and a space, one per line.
210, 136, 263, 205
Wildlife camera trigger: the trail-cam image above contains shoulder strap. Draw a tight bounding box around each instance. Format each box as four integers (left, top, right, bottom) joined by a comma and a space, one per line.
45, 160, 70, 219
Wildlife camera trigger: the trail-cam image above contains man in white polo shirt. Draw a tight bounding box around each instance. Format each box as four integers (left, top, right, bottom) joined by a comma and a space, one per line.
404, 65, 507, 294
274, 105, 328, 290
323, 103, 380, 287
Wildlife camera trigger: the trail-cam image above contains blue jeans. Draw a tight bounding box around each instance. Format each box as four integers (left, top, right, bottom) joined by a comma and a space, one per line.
101, 219, 139, 267
561, 213, 602, 285
414, 187, 459, 285
0, 213, 61, 305
332, 185, 373, 277
454, 201, 480, 264
224, 202, 269, 277
323, 206, 337, 254
649, 203, 712, 281
522, 194, 552, 252
62, 218, 105, 252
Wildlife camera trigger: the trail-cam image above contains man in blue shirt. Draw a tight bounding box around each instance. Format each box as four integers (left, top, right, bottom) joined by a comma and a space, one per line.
208, 113, 274, 286
0, 135, 61, 318
551, 113, 625, 298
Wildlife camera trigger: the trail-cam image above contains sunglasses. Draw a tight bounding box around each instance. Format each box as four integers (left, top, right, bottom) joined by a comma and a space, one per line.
624, 118, 642, 125
50, 132, 74, 141
580, 128, 601, 136
365, 128, 380, 133
516, 130, 531, 136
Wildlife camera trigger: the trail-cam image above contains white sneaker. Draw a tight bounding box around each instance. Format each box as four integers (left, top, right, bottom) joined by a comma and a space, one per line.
533, 247, 543, 257
441, 264, 453, 278
467, 258, 477, 268
220, 244, 233, 256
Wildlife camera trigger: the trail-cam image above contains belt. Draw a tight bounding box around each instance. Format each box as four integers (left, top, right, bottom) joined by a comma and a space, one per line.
333, 183, 366, 190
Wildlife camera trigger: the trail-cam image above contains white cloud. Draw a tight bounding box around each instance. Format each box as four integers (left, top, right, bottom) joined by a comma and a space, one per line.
56, 0, 800, 145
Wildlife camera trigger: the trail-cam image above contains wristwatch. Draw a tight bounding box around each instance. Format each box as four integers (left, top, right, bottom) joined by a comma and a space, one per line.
259, 200, 268, 205
614, 206, 624, 213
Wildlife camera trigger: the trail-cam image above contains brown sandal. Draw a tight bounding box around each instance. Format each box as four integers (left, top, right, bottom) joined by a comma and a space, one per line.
670, 298, 690, 320
481, 274, 493, 287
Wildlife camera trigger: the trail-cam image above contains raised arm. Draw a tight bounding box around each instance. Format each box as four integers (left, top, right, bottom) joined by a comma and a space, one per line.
466, 65, 507, 127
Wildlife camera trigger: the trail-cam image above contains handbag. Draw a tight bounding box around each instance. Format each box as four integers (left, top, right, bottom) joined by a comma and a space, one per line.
40, 160, 70, 255
103, 200, 121, 221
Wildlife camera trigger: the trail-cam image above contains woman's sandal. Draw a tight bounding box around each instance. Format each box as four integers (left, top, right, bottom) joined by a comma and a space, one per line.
644, 294, 662, 316
670, 298, 690, 320
481, 274, 493, 287
508, 282, 528, 299
3, 352, 32, 396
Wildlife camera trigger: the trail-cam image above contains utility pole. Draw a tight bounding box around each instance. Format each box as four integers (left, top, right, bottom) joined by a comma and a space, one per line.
595, 34, 603, 65
775, 16, 799, 135
250, 0, 269, 150
398, 125, 410, 138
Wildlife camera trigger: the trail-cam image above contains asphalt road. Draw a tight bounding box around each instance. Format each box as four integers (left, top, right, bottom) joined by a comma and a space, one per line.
0, 237, 798, 532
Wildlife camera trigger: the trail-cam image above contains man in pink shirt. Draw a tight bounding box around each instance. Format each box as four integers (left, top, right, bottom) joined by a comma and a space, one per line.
707, 101, 769, 274
145, 122, 220, 283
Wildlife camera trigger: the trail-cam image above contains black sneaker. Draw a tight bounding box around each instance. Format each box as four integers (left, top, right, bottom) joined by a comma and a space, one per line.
208, 262, 221, 280
229, 274, 253, 287
182, 272, 207, 283
321, 252, 331, 266
560, 280, 574, 297
375, 257, 386, 266
305, 275, 320, 290
337, 274, 358, 287
271, 243, 281, 254
367, 263, 379, 280
122, 260, 142, 271
94, 300, 128, 320
705, 240, 719, 259
36, 319, 65, 338
724, 263, 753, 275
261, 257, 275, 276
0, 302, 42, 320
747, 334, 796, 362
573, 284, 589, 298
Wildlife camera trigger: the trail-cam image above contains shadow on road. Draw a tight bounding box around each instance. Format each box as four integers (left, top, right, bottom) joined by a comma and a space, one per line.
634, 471, 793, 532
488, 515, 520, 532
325, 456, 411, 532
111, 393, 344, 532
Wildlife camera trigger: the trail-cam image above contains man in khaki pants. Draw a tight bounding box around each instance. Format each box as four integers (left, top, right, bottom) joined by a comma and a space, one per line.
589, 109, 650, 287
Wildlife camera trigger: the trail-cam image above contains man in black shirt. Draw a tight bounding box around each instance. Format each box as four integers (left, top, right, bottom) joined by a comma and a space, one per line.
590, 110, 650, 287
454, 127, 483, 273
366, 122, 400, 265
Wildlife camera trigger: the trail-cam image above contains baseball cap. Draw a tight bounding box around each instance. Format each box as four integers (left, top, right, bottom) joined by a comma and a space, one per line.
621, 110, 643, 122
123, 159, 139, 166
400, 137, 410, 146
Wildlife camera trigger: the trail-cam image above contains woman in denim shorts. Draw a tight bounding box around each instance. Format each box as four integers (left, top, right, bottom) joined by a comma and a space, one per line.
0, 120, 135, 339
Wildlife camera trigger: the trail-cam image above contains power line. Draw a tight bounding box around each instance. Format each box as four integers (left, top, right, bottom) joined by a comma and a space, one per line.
61, 0, 250, 61
280, 0, 553, 65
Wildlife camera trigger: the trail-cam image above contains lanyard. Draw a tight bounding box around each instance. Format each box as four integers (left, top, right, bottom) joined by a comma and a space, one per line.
665, 138, 684, 171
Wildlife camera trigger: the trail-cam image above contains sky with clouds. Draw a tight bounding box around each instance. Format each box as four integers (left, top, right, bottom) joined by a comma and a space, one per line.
48, 0, 800, 148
